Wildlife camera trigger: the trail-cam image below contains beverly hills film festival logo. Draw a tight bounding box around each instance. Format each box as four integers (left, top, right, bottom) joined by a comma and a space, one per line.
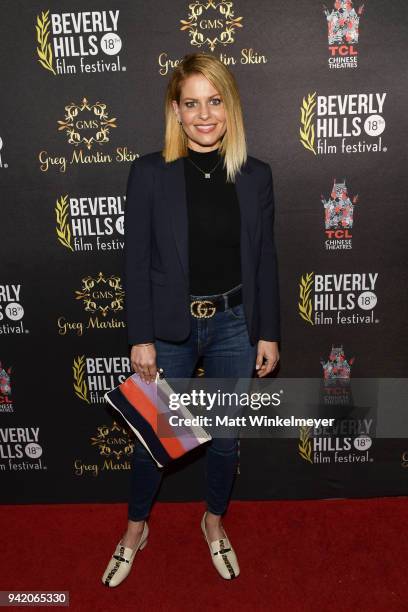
0, 426, 47, 472
57, 272, 125, 336
55, 193, 124, 252
321, 178, 358, 250
73, 354, 131, 404
35, 9, 126, 76
159, 0, 266, 76
324, 0, 365, 69
298, 418, 373, 465
0, 284, 28, 336
74, 422, 134, 477
0, 363, 13, 413
39, 97, 139, 173
298, 272, 379, 326
299, 92, 387, 156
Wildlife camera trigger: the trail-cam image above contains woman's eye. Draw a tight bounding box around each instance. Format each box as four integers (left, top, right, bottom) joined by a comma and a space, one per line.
184, 99, 222, 108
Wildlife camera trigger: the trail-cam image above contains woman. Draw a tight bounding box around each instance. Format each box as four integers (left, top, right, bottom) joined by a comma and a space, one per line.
102, 53, 280, 586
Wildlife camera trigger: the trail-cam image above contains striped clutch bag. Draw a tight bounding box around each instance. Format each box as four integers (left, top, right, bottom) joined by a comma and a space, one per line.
104, 370, 212, 468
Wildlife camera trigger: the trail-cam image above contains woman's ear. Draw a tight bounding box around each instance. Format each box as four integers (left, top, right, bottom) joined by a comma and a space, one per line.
171, 100, 179, 121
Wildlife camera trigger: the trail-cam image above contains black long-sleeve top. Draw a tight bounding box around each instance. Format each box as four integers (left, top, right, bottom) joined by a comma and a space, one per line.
183, 146, 241, 296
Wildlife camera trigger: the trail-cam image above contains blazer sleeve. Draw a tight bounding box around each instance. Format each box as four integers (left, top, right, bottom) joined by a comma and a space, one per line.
257, 163, 281, 342
124, 158, 155, 345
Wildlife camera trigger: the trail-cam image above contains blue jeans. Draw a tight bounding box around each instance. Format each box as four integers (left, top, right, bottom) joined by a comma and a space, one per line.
128, 288, 257, 521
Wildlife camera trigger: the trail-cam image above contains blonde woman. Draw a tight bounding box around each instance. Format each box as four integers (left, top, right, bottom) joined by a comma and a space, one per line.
102, 52, 280, 586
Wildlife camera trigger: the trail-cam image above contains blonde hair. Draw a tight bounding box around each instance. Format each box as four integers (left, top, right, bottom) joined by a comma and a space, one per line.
162, 53, 247, 183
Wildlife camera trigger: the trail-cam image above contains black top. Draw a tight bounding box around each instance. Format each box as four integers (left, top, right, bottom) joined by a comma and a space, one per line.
183, 146, 241, 296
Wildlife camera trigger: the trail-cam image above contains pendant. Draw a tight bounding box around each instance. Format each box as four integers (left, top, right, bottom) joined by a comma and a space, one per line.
205, 173, 211, 179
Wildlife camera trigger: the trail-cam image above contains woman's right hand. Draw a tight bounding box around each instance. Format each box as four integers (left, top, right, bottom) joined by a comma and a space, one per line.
130, 343, 157, 384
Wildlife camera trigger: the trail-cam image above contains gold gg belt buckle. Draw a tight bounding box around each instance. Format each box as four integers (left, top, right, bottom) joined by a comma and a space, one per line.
190, 299, 216, 319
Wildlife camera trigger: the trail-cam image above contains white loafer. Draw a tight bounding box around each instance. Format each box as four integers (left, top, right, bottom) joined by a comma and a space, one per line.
201, 512, 240, 579
102, 522, 149, 587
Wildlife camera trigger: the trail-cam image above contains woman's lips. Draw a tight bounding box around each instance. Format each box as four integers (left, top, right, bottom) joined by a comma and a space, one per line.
194, 124, 216, 133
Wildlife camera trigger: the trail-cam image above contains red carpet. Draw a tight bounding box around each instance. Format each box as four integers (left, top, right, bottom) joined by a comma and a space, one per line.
1, 498, 407, 611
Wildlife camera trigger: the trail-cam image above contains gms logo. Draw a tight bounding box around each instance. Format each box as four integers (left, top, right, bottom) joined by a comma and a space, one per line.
324, 0, 365, 69
299, 91, 387, 155
298, 272, 379, 326
55, 193, 125, 252
0, 427, 47, 471
159, 1, 267, 76
57, 272, 126, 336
0, 363, 13, 413
321, 178, 358, 250
73, 422, 134, 477
35, 9, 126, 76
73, 355, 131, 404
298, 419, 374, 464
0, 284, 28, 335
39, 98, 139, 173
57, 99, 117, 150
180, 0, 243, 52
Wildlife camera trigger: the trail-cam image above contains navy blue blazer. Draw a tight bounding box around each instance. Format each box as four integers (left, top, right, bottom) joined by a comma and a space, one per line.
124, 151, 280, 346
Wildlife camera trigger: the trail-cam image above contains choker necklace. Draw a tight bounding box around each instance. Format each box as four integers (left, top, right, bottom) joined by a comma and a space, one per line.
186, 151, 222, 179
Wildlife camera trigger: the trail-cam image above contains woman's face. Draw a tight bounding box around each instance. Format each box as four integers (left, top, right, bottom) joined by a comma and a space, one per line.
172, 73, 227, 152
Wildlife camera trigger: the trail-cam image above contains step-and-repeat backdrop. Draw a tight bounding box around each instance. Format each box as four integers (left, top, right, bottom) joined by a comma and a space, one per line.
1, 1, 407, 504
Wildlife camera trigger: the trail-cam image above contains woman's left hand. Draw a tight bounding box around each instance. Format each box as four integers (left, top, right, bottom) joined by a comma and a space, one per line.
255, 340, 279, 377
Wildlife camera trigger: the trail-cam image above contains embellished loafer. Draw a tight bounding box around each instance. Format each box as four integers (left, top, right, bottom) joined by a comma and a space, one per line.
102, 522, 149, 587
201, 512, 240, 579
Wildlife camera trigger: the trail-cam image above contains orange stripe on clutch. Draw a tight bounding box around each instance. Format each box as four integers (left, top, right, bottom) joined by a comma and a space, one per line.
120, 378, 186, 459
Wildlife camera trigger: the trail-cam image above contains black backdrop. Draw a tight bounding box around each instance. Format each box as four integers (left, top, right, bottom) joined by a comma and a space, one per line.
1, 1, 407, 504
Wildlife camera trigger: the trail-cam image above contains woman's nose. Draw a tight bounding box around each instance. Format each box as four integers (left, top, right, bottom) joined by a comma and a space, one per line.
198, 103, 210, 119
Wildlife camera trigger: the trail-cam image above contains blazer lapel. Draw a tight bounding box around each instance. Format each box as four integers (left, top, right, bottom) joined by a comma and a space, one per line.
235, 162, 256, 298
164, 157, 190, 283
164, 156, 255, 287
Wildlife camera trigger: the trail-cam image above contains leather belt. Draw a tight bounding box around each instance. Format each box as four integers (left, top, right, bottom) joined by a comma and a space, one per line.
190, 287, 242, 319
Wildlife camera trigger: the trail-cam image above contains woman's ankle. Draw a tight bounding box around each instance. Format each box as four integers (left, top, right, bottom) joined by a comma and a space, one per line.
127, 518, 145, 531
205, 511, 222, 525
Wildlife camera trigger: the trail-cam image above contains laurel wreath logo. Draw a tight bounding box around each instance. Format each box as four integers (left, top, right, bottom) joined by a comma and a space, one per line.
91, 422, 134, 461
300, 92, 317, 155
35, 10, 56, 75
298, 272, 314, 325
55, 195, 73, 251
73, 355, 90, 403
180, 0, 243, 52
298, 426, 313, 463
